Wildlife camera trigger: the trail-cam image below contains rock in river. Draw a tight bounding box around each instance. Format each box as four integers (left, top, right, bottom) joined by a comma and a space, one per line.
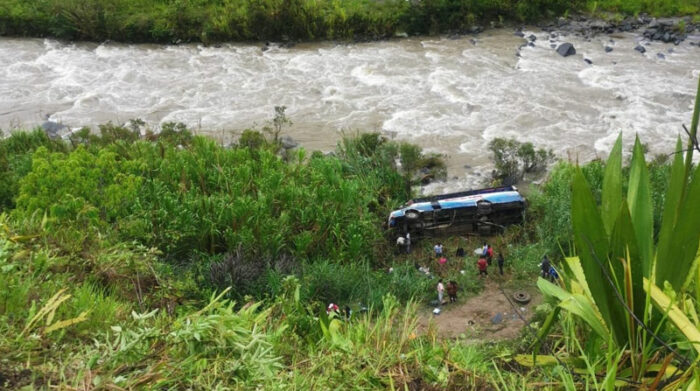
280, 135, 298, 150
604, 46, 613, 53
635, 45, 646, 54
41, 121, 67, 137
556, 43, 576, 57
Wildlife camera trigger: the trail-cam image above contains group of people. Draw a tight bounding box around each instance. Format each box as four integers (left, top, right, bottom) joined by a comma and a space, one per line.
397, 235, 561, 309
436, 279, 458, 306
476, 242, 505, 277
540, 255, 559, 282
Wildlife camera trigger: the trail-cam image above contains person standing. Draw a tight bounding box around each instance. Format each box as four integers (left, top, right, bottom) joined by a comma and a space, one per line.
478, 256, 488, 277
549, 265, 559, 282
437, 279, 445, 306
326, 303, 340, 316
486, 245, 494, 265
405, 232, 411, 254
395, 236, 405, 255
497, 252, 505, 275
447, 281, 458, 303
541, 255, 551, 279
434, 243, 444, 258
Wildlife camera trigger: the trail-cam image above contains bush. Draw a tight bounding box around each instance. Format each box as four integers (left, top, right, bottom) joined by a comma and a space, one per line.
488, 138, 554, 184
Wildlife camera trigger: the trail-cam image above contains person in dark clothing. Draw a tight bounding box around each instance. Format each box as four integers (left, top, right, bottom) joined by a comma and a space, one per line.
497, 253, 505, 275
456, 247, 465, 257
446, 281, 458, 302
541, 255, 551, 279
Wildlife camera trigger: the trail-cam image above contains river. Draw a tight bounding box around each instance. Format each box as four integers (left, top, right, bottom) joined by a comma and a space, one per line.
1, 29, 699, 190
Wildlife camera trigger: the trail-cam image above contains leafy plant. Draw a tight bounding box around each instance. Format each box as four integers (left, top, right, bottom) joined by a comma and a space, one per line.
536, 77, 700, 385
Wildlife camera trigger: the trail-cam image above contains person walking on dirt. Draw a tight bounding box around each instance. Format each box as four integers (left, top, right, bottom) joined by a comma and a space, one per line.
478, 256, 488, 277
447, 281, 458, 303
434, 243, 444, 258
437, 279, 445, 306
497, 252, 505, 275
540, 255, 551, 279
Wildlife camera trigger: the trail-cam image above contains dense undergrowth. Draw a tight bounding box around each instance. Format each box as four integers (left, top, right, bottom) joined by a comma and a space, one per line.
0, 0, 697, 43
1, 79, 699, 388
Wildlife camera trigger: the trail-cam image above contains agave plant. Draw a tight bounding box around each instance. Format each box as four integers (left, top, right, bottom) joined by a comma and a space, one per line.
535, 77, 700, 388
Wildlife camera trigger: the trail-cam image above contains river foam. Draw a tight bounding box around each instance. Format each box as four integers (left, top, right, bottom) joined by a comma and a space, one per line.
1, 29, 698, 192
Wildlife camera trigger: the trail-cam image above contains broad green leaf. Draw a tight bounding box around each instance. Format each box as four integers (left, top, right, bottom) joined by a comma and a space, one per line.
538, 278, 609, 339
609, 201, 644, 319
601, 134, 622, 235
655, 137, 687, 288
662, 165, 700, 292
644, 278, 700, 355
571, 168, 623, 343
683, 76, 700, 181
627, 136, 653, 276
565, 256, 593, 299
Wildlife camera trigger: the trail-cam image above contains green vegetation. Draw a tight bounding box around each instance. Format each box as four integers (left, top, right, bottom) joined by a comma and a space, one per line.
0, 0, 696, 43
488, 137, 555, 184
589, 0, 700, 16
1, 81, 699, 389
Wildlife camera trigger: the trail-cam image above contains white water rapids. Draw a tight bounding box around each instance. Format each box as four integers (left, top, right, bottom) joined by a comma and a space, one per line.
1, 29, 699, 190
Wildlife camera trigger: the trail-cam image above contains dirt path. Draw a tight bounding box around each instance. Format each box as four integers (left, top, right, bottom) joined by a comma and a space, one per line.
417, 280, 542, 340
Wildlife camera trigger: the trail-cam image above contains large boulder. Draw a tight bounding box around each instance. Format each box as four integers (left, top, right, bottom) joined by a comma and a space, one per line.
556, 43, 576, 57
280, 135, 298, 150
41, 121, 67, 138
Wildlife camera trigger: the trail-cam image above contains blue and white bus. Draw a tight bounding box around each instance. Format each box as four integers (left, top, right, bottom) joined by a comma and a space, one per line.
388, 186, 526, 236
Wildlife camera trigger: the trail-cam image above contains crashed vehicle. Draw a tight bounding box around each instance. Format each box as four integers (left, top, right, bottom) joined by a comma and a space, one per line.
388, 186, 526, 236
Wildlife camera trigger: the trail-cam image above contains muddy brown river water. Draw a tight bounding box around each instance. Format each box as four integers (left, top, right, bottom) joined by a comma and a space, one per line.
1, 29, 699, 191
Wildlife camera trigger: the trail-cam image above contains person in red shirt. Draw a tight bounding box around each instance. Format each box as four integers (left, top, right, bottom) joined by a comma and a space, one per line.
326, 303, 340, 316
486, 245, 494, 265
478, 256, 488, 277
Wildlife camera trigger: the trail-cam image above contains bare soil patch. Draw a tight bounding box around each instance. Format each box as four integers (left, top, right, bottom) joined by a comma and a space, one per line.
418, 279, 542, 340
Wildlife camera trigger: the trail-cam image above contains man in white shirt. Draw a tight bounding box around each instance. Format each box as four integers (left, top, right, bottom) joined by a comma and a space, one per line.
437, 279, 445, 307
434, 243, 443, 257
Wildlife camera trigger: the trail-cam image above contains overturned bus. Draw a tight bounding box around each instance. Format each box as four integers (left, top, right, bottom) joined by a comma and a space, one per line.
388, 186, 526, 236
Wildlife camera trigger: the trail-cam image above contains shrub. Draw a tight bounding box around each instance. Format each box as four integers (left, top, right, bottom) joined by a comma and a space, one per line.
488, 138, 554, 184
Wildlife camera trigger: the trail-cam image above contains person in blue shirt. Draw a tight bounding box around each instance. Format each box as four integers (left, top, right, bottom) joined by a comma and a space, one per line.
549, 265, 559, 282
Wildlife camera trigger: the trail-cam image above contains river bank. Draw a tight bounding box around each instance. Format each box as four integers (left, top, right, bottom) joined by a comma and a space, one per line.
1, 0, 698, 44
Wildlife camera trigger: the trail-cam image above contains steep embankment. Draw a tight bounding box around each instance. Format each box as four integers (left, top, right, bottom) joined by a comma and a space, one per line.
0, 0, 698, 43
